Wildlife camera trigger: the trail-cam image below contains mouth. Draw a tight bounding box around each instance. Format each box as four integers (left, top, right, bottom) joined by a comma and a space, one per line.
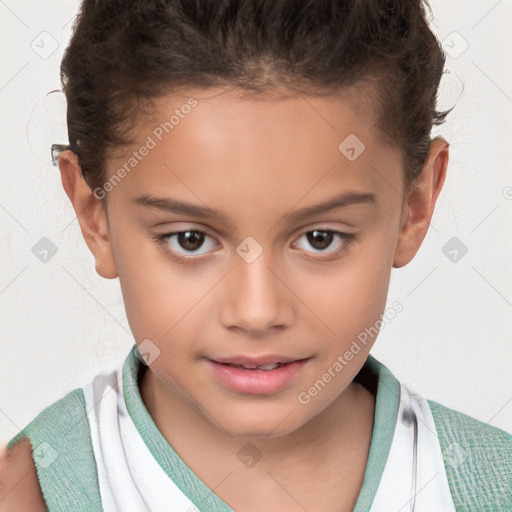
220, 362, 288, 370
206, 356, 311, 394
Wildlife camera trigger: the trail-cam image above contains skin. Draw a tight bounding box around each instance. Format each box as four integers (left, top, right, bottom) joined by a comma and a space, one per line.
56, 86, 448, 511
0, 440, 46, 511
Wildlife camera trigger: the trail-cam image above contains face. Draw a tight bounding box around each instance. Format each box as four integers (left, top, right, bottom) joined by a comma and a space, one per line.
82, 87, 412, 438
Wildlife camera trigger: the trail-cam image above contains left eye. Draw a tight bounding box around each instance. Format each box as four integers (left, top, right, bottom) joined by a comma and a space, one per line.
293, 229, 354, 254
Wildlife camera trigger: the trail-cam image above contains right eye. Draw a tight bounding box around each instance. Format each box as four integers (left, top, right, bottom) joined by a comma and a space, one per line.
154, 230, 220, 263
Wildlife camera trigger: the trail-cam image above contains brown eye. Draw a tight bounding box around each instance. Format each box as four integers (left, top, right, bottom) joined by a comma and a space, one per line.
154, 229, 219, 263
293, 229, 355, 259
177, 231, 205, 251
306, 230, 334, 250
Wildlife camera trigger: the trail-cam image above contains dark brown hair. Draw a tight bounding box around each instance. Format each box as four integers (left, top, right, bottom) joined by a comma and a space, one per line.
59, 0, 452, 197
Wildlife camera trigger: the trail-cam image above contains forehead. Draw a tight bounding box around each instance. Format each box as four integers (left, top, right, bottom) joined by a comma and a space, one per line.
139, 84, 382, 146
104, 86, 404, 218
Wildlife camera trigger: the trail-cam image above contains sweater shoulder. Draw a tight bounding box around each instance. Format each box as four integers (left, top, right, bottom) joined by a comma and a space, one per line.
5, 387, 102, 511
428, 399, 512, 511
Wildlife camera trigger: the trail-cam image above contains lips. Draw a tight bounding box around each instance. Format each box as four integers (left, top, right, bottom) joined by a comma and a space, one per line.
212, 355, 302, 367
207, 355, 310, 394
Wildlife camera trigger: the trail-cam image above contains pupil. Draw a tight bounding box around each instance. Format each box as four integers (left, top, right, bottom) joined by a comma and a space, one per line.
178, 231, 204, 250
307, 230, 332, 250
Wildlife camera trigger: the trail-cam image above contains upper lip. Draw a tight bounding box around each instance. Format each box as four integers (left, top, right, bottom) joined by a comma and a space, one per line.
210, 355, 309, 366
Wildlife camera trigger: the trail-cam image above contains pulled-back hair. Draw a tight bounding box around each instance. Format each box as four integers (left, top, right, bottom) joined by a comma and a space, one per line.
59, 0, 452, 197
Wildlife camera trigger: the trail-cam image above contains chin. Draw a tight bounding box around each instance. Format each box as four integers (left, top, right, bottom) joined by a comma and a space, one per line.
211, 403, 305, 440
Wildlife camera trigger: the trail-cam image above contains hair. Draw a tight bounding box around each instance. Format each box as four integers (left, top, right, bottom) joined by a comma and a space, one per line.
59, 0, 453, 199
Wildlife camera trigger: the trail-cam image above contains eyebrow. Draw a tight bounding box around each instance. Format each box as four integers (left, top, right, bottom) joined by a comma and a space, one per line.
134, 190, 377, 226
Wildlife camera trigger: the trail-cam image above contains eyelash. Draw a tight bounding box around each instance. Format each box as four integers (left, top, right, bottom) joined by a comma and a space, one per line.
153, 228, 356, 264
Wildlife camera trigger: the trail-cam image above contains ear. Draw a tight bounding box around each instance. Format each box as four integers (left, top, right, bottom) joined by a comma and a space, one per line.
393, 137, 449, 268
58, 150, 118, 279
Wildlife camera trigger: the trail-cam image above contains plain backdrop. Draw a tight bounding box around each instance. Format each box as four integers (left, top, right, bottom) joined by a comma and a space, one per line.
1, 0, 511, 446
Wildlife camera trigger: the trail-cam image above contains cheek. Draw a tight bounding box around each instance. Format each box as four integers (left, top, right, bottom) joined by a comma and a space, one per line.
290, 254, 392, 412
112, 230, 208, 340
291, 241, 392, 337
119, 266, 214, 342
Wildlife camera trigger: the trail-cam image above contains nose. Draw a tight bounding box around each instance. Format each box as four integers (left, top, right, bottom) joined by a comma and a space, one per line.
220, 251, 294, 335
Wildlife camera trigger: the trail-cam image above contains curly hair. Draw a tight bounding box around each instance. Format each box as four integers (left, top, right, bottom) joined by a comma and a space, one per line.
59, 0, 452, 198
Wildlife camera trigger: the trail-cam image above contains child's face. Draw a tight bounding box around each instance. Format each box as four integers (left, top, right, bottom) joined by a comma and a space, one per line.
68, 86, 444, 438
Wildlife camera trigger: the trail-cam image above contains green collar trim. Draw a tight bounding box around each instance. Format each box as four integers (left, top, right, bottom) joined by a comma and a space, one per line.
123, 345, 400, 511
352, 354, 401, 511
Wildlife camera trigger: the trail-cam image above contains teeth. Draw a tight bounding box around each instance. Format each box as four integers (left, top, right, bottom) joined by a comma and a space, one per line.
224, 362, 284, 370
255, 363, 280, 370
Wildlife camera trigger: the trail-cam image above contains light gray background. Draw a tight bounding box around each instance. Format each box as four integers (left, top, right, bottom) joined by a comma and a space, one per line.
1, 0, 511, 445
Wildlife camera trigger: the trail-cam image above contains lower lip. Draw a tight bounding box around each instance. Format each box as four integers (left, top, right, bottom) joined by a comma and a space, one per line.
207, 359, 309, 394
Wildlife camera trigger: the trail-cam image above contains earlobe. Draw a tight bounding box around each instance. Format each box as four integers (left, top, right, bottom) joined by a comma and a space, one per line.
393, 137, 449, 268
58, 150, 119, 279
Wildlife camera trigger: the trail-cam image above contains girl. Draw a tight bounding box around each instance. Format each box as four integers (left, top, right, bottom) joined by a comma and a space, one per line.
1, 1, 511, 510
